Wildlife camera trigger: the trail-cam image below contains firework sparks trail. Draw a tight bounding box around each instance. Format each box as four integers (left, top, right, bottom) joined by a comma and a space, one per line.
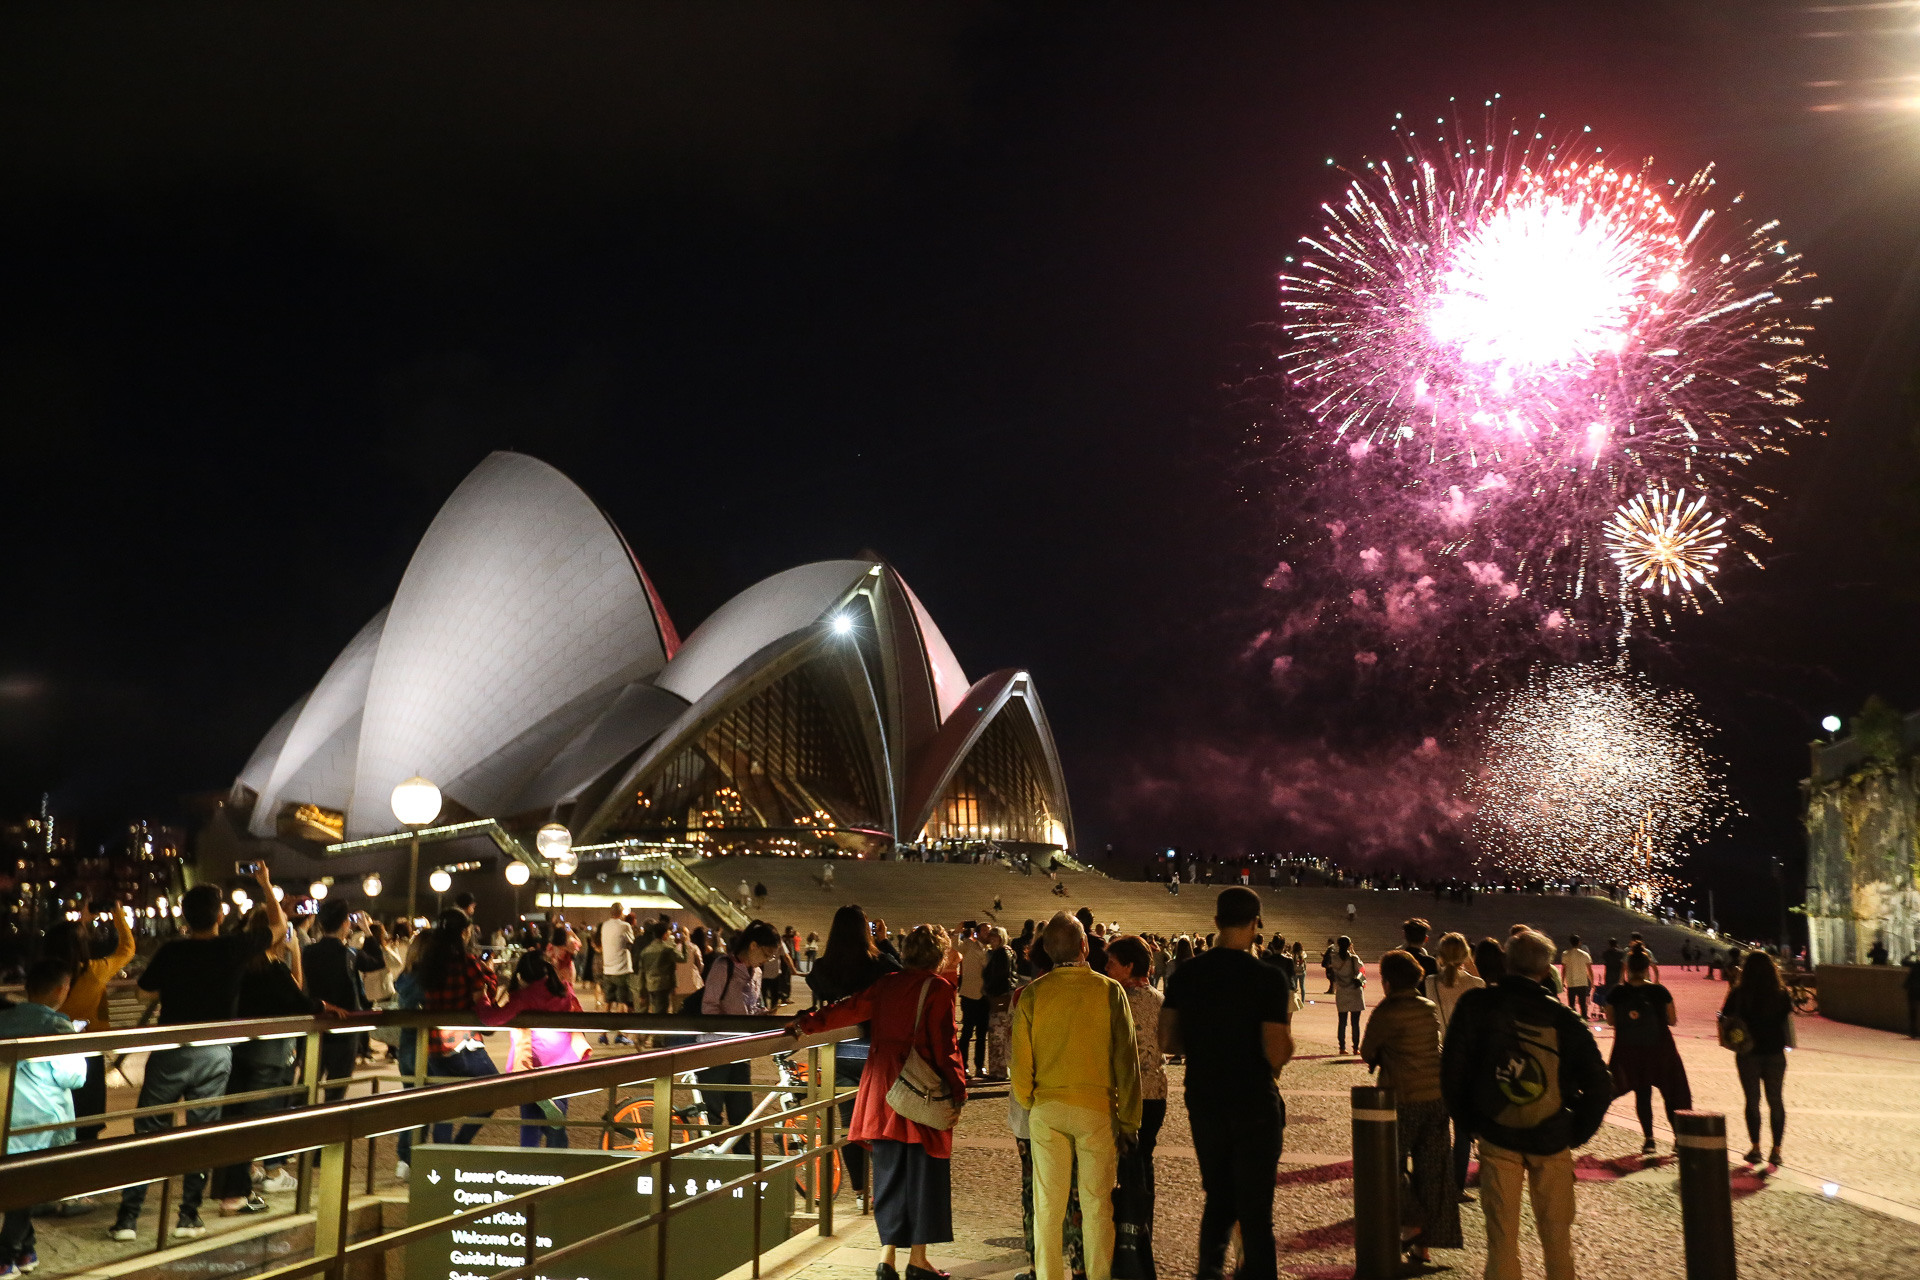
1276, 113, 1825, 623
1604, 486, 1728, 602
1467, 662, 1734, 896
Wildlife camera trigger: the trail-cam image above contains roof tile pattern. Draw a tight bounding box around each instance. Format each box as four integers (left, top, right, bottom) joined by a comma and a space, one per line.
345, 453, 670, 836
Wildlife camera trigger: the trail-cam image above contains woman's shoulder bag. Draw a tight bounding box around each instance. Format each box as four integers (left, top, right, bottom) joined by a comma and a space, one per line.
886, 976, 961, 1131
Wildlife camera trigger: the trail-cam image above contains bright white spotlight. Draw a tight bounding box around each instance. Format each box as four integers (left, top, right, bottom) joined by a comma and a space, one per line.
1821, 715, 1841, 735
831, 614, 853, 636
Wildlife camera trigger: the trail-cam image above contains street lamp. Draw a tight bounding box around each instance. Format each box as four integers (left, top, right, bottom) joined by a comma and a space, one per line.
1821, 714, 1841, 740
537, 823, 574, 915
309, 880, 328, 900
504, 858, 531, 921
362, 873, 383, 899
391, 776, 442, 926
429, 867, 452, 914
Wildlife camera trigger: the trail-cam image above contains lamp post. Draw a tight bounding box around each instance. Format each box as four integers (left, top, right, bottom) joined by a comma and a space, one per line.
390, 776, 442, 926
537, 823, 575, 920
429, 867, 453, 915
505, 858, 531, 924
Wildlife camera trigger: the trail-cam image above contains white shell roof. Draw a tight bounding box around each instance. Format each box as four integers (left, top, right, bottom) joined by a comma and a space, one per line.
248, 608, 387, 836
233, 456, 1017, 846
901, 579, 968, 722
237, 694, 305, 796
654, 560, 874, 706
345, 452, 674, 836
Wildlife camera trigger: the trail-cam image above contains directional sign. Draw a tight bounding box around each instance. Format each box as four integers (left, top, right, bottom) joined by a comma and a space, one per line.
407, 1144, 795, 1280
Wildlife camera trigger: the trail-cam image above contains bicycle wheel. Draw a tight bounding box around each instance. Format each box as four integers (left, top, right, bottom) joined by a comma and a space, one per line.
778, 1116, 843, 1200
601, 1098, 695, 1152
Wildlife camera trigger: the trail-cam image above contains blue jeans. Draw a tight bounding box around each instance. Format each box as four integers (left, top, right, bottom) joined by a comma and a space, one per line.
120, 1045, 232, 1216
520, 1096, 568, 1147
430, 1046, 500, 1144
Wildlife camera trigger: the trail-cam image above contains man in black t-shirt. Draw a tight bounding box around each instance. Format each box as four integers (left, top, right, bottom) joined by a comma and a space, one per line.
303, 900, 368, 1100
112, 865, 284, 1242
1161, 887, 1293, 1280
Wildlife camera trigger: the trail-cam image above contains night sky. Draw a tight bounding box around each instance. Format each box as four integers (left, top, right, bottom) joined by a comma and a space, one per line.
3, 3, 1918, 938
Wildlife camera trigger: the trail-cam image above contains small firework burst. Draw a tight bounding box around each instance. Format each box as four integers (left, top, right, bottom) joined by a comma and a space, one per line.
1604, 487, 1728, 603
1275, 111, 1824, 623
1467, 662, 1734, 892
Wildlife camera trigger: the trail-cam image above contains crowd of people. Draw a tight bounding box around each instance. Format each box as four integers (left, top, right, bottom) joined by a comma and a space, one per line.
0, 873, 1820, 1280
776, 891, 1807, 1280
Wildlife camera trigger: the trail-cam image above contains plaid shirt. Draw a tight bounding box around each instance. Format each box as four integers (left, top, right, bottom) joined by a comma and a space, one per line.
420, 953, 499, 1058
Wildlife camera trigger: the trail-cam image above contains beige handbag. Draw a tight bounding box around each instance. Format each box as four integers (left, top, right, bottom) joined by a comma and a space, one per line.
885, 978, 961, 1131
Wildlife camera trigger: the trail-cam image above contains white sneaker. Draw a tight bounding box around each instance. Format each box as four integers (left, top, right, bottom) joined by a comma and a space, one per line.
259, 1169, 299, 1194
394, 1161, 411, 1184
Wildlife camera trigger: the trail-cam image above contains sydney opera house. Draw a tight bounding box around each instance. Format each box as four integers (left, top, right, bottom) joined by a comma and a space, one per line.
219, 452, 1073, 909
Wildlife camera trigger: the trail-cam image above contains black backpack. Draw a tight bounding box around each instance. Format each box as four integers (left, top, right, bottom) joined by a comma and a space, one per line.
679, 954, 738, 1015
1470, 990, 1564, 1135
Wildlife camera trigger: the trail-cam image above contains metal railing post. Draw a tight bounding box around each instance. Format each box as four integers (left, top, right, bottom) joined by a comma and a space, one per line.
1350, 1086, 1401, 1280
818, 1081, 835, 1239
751, 1126, 764, 1278
654, 1071, 673, 1280
807, 1044, 829, 1221
1673, 1110, 1737, 1280
0, 1058, 14, 1154
313, 1139, 354, 1280
294, 1029, 324, 1214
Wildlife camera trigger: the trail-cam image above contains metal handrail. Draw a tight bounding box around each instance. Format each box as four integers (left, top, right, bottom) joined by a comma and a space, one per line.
0, 1009, 799, 1064
0, 1023, 854, 1208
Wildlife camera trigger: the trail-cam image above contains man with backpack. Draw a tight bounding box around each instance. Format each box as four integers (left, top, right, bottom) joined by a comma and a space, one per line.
1441, 930, 1611, 1280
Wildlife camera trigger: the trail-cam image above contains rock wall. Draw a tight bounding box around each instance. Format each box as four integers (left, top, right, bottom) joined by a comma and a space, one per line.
1803, 760, 1920, 965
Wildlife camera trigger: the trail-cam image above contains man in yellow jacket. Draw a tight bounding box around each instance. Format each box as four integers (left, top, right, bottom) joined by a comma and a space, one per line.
1012, 911, 1143, 1280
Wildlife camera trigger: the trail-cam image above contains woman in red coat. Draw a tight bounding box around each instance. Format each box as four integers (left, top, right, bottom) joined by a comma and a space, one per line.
790, 924, 967, 1280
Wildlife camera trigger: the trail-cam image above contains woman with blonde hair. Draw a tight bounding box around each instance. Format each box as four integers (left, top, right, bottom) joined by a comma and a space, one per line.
1424, 932, 1484, 1198
790, 925, 967, 1280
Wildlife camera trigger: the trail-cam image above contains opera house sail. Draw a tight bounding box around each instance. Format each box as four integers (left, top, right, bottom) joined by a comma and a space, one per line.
224, 452, 1072, 902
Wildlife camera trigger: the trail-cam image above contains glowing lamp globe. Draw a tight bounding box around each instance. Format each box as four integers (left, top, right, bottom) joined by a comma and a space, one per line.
230, 887, 249, 906
390, 776, 442, 827
537, 823, 575, 876
362, 873, 383, 898
1821, 715, 1842, 735
428, 869, 453, 894
504, 860, 532, 887
309, 880, 328, 900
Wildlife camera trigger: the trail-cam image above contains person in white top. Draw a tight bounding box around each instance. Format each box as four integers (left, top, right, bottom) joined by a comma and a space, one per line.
1422, 931, 1485, 1201
598, 905, 636, 1016
1560, 934, 1595, 1020
956, 923, 990, 1078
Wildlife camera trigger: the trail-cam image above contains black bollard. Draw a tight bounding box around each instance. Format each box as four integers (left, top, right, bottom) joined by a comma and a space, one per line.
1351, 1086, 1402, 1280
1672, 1110, 1737, 1280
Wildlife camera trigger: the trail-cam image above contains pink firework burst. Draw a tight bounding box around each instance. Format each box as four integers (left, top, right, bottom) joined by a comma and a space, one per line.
1276, 117, 1824, 621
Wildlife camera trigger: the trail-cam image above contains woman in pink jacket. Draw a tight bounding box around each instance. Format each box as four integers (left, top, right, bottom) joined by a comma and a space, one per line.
484, 952, 589, 1147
